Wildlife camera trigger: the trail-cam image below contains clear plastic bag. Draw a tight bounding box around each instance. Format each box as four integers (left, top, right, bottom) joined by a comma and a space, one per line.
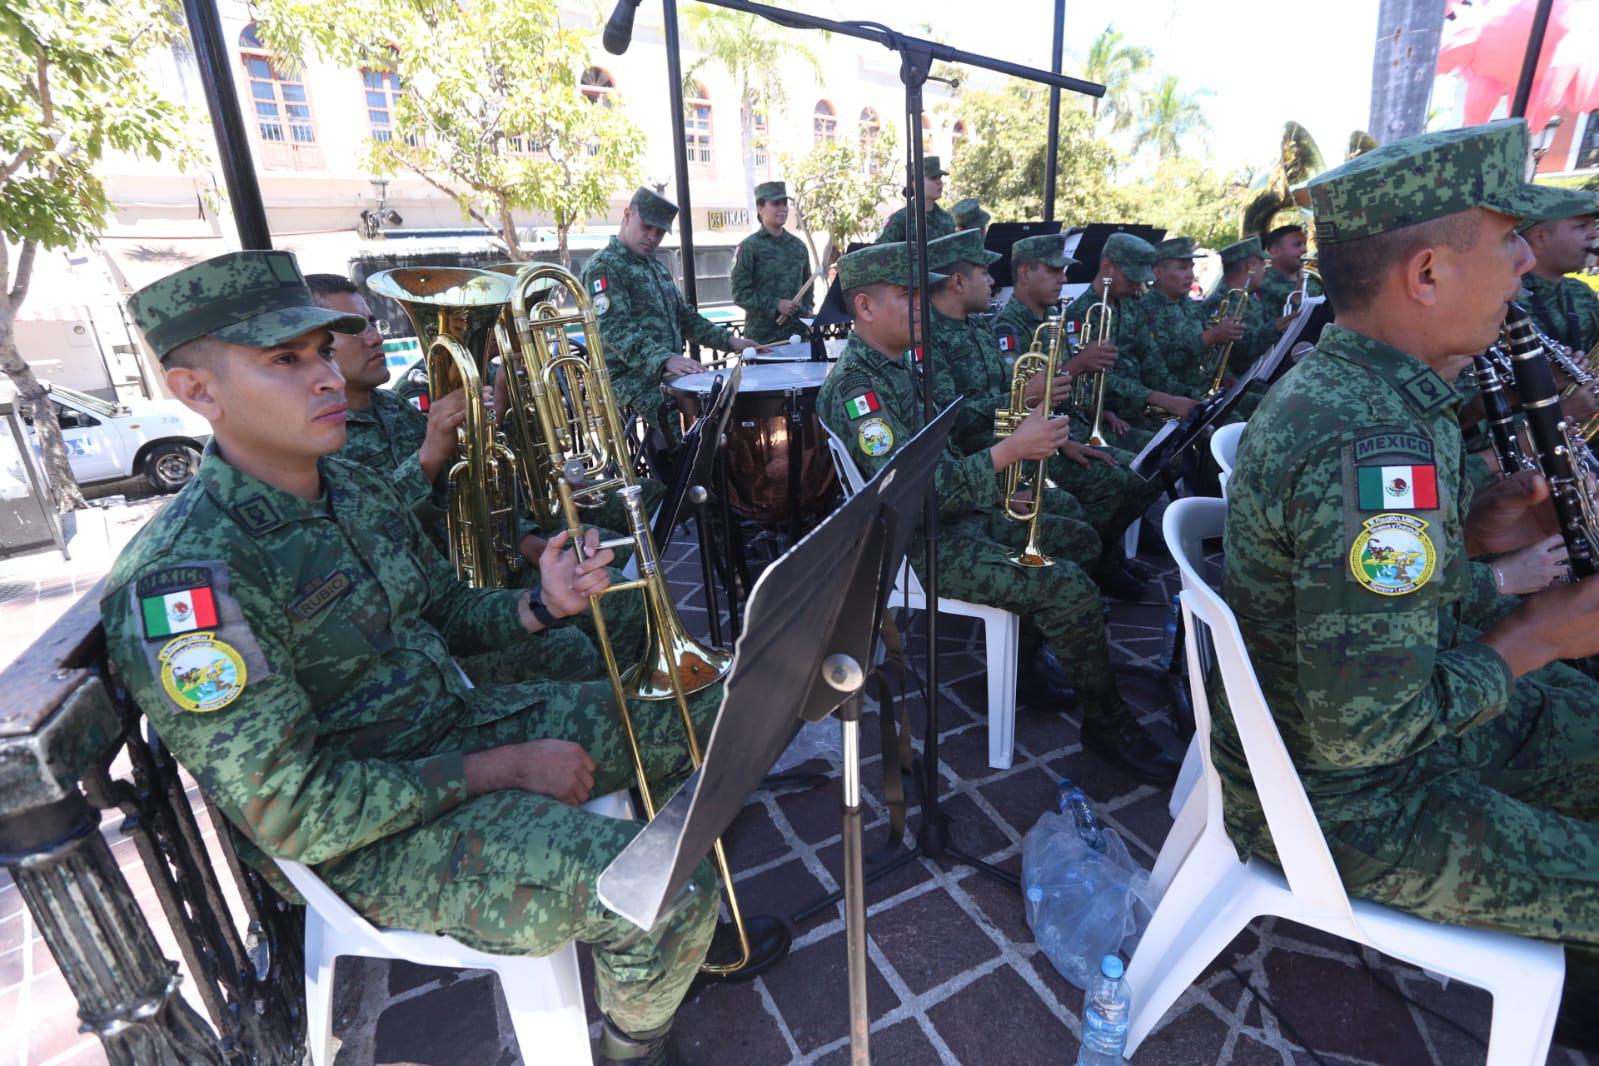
1023, 809, 1155, 990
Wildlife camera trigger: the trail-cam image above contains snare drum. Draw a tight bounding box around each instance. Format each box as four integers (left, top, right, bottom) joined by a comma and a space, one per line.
670, 362, 839, 526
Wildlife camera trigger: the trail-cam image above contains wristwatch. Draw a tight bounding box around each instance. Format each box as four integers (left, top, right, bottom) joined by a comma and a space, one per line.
529, 586, 571, 629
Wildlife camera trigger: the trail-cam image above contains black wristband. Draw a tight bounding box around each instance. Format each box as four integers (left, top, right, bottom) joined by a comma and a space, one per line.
530, 586, 571, 630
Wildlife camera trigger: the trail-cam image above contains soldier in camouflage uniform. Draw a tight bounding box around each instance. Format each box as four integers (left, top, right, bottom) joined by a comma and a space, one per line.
1140, 237, 1242, 401
1200, 237, 1277, 377
932, 232, 1159, 591
1518, 196, 1599, 355
951, 197, 991, 237
582, 188, 757, 434
1059, 233, 1198, 436
1259, 222, 1324, 326
820, 242, 1182, 783
731, 180, 814, 344
1219, 120, 1599, 1032
876, 156, 957, 244
103, 252, 719, 1065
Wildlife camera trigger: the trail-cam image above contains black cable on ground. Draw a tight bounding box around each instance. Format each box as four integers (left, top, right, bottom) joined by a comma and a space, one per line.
1226, 964, 1331, 1066
1356, 952, 1488, 1050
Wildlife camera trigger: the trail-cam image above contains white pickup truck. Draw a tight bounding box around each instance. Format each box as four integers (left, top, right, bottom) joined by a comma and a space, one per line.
21, 384, 213, 494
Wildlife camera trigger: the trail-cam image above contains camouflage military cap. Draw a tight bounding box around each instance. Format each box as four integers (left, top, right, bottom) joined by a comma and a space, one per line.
1009, 233, 1076, 270
927, 230, 1001, 272
1300, 119, 1599, 244
837, 242, 946, 291
1154, 236, 1206, 262
1102, 232, 1158, 283
629, 187, 679, 231
1515, 190, 1599, 232
1219, 236, 1267, 266
129, 251, 367, 360
951, 198, 990, 230
924, 156, 948, 178
754, 180, 789, 203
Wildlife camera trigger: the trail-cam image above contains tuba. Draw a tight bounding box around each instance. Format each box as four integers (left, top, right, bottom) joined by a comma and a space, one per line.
366, 267, 523, 588
1074, 276, 1113, 446
995, 315, 1067, 567
502, 265, 756, 975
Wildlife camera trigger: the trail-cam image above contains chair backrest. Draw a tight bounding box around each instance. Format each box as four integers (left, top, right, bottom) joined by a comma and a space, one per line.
821, 420, 923, 603
1211, 422, 1245, 498
276, 858, 379, 937
1162, 496, 1355, 918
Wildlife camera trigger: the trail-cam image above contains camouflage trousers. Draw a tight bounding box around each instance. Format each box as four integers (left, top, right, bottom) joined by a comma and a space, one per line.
922, 510, 1122, 710
1323, 659, 1599, 947
1048, 444, 1164, 546
321, 680, 725, 1037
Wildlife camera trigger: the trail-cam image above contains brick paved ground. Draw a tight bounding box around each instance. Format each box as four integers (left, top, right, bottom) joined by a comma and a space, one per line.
4, 509, 1596, 1065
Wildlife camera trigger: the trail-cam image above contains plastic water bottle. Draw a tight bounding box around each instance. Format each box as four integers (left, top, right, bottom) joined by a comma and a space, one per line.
1076, 954, 1130, 1066
1056, 777, 1107, 854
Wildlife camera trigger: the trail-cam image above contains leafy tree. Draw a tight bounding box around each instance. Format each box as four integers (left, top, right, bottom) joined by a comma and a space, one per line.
683, 3, 821, 215
1121, 158, 1252, 249
949, 85, 1122, 225
783, 127, 900, 256
1079, 25, 1152, 134
1, 0, 199, 510
253, 0, 645, 267
1133, 74, 1210, 161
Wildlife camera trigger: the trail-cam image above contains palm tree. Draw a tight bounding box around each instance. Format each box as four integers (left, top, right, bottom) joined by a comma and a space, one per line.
1241, 121, 1326, 238
1133, 75, 1210, 160
1079, 25, 1152, 134
683, 5, 822, 213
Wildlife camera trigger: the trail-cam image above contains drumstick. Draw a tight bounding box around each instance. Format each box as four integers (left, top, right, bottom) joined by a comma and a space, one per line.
774, 272, 823, 326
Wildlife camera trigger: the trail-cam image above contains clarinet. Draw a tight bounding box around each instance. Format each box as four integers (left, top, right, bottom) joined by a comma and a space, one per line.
1502, 303, 1599, 579
1473, 350, 1537, 474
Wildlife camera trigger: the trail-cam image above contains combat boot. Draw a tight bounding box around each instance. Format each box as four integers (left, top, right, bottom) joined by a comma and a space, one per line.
596, 1017, 684, 1066
1080, 701, 1183, 786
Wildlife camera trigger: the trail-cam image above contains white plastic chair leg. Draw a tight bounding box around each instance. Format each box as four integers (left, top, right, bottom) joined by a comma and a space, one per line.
1148, 785, 1206, 902
498, 946, 592, 1065
985, 611, 1021, 769
302, 914, 337, 1066
1169, 735, 1202, 818
1123, 517, 1141, 561
1482, 969, 1563, 1066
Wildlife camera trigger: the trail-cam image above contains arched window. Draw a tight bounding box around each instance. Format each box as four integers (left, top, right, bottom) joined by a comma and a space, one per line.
858, 107, 880, 151
685, 81, 713, 165
239, 23, 321, 168
581, 66, 617, 107
813, 100, 837, 145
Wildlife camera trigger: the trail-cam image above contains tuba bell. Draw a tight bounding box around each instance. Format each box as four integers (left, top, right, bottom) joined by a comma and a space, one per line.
366, 267, 523, 588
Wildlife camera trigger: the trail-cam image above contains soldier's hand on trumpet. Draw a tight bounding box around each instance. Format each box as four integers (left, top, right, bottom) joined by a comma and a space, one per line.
1202, 318, 1246, 347
1068, 339, 1118, 377
993, 407, 1071, 468
1022, 366, 1073, 409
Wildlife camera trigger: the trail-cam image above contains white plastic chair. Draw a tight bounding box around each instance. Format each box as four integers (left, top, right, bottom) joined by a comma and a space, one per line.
821, 423, 1022, 769
278, 790, 636, 1066
1210, 421, 1245, 499
1126, 496, 1564, 1063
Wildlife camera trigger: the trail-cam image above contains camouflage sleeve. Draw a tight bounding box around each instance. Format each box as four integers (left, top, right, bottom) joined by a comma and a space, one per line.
1283, 438, 1513, 768
798, 249, 816, 315
1135, 306, 1187, 398
414, 507, 528, 655
730, 240, 765, 315
586, 263, 678, 387
681, 300, 737, 351
102, 557, 469, 865
876, 211, 906, 244
389, 401, 449, 529
1462, 559, 1505, 623
1102, 328, 1153, 411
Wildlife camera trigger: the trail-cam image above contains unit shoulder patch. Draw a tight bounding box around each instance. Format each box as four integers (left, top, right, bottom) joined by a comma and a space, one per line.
1348, 513, 1437, 596
157, 632, 248, 713
857, 417, 895, 457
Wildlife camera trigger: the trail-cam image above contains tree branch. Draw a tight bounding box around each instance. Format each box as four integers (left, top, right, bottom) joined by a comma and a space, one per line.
10, 240, 38, 307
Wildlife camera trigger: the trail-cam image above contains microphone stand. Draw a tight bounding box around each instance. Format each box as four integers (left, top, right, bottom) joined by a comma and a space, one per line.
626, 0, 1103, 893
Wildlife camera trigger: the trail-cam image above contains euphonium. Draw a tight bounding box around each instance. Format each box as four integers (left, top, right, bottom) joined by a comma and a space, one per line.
1074, 276, 1113, 446
995, 315, 1067, 567
366, 267, 523, 588
1203, 288, 1250, 397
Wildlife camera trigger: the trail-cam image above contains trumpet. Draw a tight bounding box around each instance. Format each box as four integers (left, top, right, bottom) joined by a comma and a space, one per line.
995, 315, 1067, 567
1074, 276, 1113, 446
1282, 256, 1321, 318
1203, 288, 1250, 398
367, 267, 524, 588
504, 265, 759, 974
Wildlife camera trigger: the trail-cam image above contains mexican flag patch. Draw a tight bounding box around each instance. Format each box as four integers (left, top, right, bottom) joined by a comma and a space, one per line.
844, 392, 881, 419
142, 586, 219, 638
998, 334, 1016, 352
591, 277, 609, 294
1357, 464, 1438, 511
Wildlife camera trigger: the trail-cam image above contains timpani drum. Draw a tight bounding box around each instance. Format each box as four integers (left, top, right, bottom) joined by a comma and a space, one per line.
671, 362, 839, 526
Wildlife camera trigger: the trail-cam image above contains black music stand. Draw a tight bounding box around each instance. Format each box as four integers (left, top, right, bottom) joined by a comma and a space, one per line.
599, 405, 957, 1066
984, 221, 1063, 290
1062, 222, 1167, 285
653, 361, 740, 552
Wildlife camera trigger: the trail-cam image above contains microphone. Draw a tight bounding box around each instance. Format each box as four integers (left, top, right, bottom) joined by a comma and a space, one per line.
603, 0, 644, 55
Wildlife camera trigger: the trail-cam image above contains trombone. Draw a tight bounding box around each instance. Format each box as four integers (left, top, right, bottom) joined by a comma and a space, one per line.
1074, 275, 1113, 446
366, 267, 523, 588
995, 315, 1067, 567
504, 265, 755, 973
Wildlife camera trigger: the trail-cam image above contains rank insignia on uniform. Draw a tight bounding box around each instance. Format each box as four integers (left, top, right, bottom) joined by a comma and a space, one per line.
858, 417, 895, 457
157, 632, 247, 713
141, 584, 219, 639
1348, 513, 1437, 596
844, 392, 881, 419
1357, 464, 1438, 511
